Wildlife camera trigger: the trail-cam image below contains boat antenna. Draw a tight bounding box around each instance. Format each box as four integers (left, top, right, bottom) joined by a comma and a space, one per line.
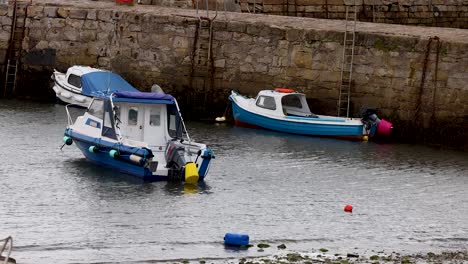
173, 99, 193, 161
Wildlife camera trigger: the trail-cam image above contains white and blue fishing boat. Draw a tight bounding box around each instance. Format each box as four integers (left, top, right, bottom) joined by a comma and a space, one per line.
52, 66, 106, 107
229, 89, 392, 140
62, 72, 215, 183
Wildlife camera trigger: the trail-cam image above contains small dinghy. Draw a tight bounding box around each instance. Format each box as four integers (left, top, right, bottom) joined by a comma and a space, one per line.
61, 72, 215, 183
51, 66, 137, 107
229, 89, 392, 140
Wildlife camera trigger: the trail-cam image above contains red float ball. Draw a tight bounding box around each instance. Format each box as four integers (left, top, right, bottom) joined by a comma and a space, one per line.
344, 204, 353, 213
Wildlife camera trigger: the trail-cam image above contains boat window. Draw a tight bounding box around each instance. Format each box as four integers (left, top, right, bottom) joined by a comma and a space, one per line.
167, 105, 183, 139
149, 108, 161, 126
102, 108, 117, 139
68, 74, 82, 88
256, 96, 276, 110
282, 95, 302, 108
128, 108, 138, 126
88, 99, 103, 118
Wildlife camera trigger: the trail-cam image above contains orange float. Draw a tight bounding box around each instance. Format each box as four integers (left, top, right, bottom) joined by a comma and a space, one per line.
274, 88, 295, 93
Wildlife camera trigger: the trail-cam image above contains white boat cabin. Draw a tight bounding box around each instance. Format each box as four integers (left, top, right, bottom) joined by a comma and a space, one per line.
253, 90, 316, 118
59, 66, 102, 94
77, 97, 182, 150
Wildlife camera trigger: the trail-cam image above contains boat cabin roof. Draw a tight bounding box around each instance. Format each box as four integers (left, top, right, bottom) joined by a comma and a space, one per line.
254, 89, 313, 117
111, 91, 176, 105
81, 71, 139, 97
66, 65, 103, 77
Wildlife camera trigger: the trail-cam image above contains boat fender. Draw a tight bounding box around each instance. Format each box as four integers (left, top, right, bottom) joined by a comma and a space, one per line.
63, 136, 73, 145
109, 149, 120, 159
129, 154, 146, 166
201, 148, 215, 159
274, 88, 295, 93
184, 162, 199, 184
88, 146, 99, 153
224, 233, 249, 246
142, 147, 155, 159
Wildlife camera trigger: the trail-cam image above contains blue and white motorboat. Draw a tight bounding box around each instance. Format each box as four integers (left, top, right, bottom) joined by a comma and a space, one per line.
62, 72, 215, 183
229, 89, 392, 140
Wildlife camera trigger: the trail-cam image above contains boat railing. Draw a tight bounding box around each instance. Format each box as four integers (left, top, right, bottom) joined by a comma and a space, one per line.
0, 236, 13, 264
65, 104, 80, 126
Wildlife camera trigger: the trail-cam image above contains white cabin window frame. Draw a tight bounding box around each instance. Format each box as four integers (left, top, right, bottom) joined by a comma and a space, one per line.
128, 108, 138, 126
256, 95, 276, 110
68, 74, 82, 88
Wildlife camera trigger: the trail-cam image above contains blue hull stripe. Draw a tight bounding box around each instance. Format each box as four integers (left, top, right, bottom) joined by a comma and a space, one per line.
65, 129, 152, 157
231, 99, 364, 137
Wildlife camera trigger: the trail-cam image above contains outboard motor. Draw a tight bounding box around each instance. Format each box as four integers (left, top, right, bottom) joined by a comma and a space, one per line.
166, 141, 186, 181
361, 108, 393, 137
165, 141, 199, 183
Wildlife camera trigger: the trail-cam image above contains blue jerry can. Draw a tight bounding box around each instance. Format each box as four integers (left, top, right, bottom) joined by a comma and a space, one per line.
224, 233, 249, 246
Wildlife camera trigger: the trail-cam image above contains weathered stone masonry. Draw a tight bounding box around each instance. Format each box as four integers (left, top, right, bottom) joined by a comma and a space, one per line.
0, 0, 467, 147
106, 0, 468, 29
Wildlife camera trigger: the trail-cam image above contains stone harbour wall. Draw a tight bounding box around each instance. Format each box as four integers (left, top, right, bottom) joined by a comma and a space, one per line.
99, 0, 468, 29
243, 0, 468, 29
0, 0, 467, 147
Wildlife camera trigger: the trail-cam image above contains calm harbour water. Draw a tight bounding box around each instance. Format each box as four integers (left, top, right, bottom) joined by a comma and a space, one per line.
0, 99, 467, 264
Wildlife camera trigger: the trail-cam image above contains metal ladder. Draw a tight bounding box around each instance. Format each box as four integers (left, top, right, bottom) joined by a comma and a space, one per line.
3, 0, 30, 98
337, 3, 357, 118
190, 0, 217, 112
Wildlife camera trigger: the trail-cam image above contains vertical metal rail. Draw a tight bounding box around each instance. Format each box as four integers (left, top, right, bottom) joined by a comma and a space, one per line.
3, 0, 31, 98
191, 0, 217, 112
3, 0, 18, 97
337, 2, 357, 117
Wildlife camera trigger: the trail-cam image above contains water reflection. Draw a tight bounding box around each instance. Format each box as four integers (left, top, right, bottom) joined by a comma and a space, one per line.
164, 182, 211, 195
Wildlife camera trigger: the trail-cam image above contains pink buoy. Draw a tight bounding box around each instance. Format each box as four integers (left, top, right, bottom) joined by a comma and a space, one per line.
344, 204, 353, 213
376, 119, 393, 136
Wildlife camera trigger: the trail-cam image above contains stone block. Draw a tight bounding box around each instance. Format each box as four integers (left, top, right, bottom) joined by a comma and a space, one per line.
295, 0, 323, 5
305, 5, 324, 12
63, 28, 80, 41
80, 30, 97, 42
213, 31, 233, 41
27, 6, 43, 18
326, 0, 344, 4
69, 9, 88, 20
285, 28, 304, 41
66, 19, 84, 29
1, 15, 11, 26
264, 0, 288, 4
328, 5, 346, 12
98, 56, 110, 67
343, 0, 362, 5
97, 10, 113, 22
0, 5, 7, 16
56, 7, 69, 19
87, 10, 97, 20
83, 20, 99, 30
226, 21, 246, 33
44, 7, 57, 18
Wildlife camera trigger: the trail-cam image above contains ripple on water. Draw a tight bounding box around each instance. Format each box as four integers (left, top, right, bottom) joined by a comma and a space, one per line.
0, 100, 467, 263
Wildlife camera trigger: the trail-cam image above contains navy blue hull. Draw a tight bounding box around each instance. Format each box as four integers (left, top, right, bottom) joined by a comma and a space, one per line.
65, 129, 166, 182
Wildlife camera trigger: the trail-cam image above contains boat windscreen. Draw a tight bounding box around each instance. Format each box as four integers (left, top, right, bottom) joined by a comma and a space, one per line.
167, 104, 183, 139
101, 99, 118, 140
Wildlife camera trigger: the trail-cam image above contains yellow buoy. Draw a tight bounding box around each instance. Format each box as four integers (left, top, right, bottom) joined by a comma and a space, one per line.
363, 135, 369, 141
184, 162, 199, 184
